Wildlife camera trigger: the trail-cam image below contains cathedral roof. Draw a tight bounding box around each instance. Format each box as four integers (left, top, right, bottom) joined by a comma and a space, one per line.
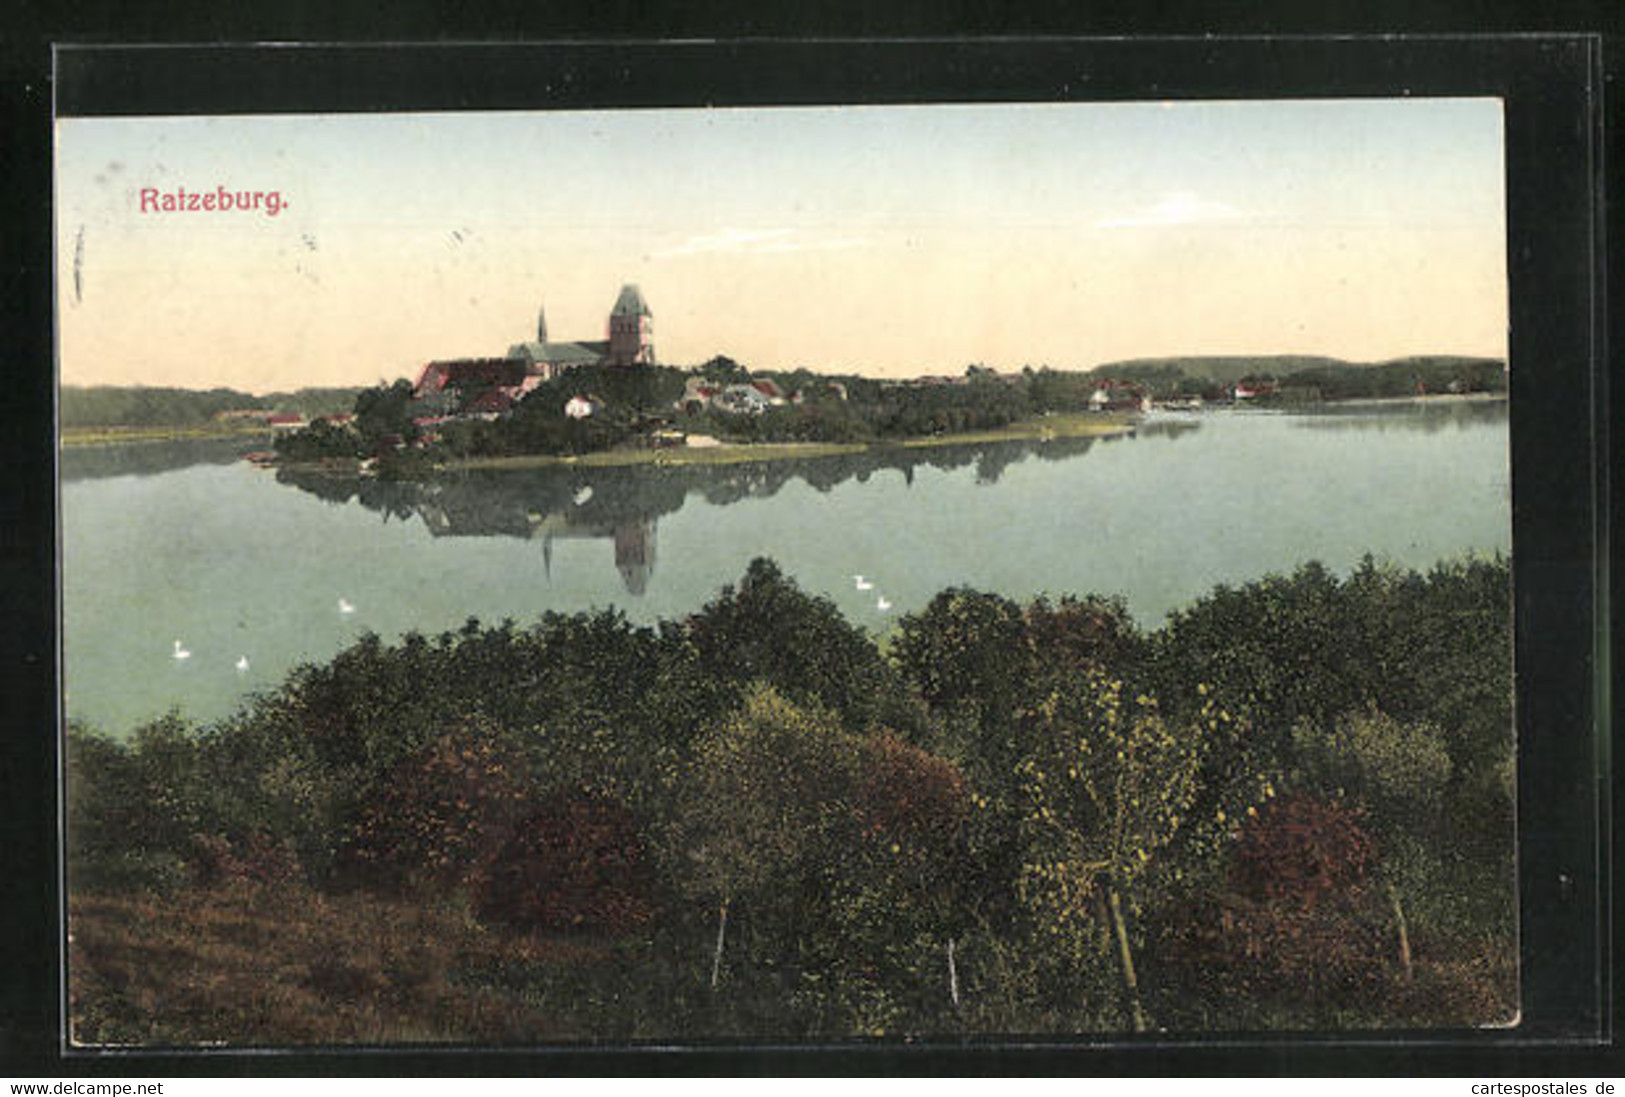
611, 284, 652, 318
507, 340, 609, 364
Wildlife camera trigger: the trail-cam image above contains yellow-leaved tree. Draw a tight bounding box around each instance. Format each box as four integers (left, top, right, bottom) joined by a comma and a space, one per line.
1015, 669, 1203, 1032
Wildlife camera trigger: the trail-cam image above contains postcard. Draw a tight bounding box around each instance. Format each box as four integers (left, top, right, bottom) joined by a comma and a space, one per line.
57, 94, 1519, 1047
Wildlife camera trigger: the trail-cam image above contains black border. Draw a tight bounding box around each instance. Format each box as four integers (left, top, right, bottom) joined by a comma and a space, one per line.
5, 30, 1617, 1076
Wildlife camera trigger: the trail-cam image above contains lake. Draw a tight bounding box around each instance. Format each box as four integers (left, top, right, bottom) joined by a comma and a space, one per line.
61, 399, 1510, 736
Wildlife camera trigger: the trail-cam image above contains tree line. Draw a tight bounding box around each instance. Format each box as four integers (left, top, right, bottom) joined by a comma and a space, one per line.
274, 351, 1509, 473
273, 361, 1115, 467
62, 385, 362, 429
68, 552, 1515, 1039
1089, 356, 1507, 401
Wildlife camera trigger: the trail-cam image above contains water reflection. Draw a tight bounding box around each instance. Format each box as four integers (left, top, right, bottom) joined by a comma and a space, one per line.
1289, 398, 1508, 434
66, 405, 1516, 734
60, 435, 267, 482
1132, 417, 1204, 442
272, 428, 1169, 595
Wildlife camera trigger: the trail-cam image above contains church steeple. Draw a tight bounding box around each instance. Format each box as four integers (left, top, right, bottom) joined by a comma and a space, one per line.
536, 305, 549, 344
607, 284, 655, 366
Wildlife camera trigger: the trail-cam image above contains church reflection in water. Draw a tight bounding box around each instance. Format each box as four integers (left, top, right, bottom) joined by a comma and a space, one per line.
417, 495, 658, 597
273, 420, 1194, 597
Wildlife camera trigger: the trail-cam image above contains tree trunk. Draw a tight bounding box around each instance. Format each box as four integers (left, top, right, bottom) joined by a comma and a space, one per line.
1108, 886, 1148, 1033
1387, 883, 1413, 983
947, 937, 960, 1009
710, 898, 729, 990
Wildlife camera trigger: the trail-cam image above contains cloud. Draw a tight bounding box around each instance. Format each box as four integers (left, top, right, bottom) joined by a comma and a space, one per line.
652, 227, 869, 258
1094, 192, 1242, 229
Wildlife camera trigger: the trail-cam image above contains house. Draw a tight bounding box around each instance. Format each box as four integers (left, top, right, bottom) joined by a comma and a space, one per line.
716, 384, 772, 415
564, 395, 602, 420
677, 376, 785, 415
414, 357, 531, 400
466, 388, 518, 419
1233, 379, 1277, 400
749, 379, 788, 405
1154, 395, 1205, 412
1088, 379, 1147, 412
677, 376, 723, 414
267, 413, 306, 430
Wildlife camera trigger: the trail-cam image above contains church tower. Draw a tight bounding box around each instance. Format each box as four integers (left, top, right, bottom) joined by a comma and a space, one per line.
536, 305, 549, 345
607, 284, 654, 366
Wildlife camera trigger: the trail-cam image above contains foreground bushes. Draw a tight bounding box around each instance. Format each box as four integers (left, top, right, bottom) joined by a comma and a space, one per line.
67, 554, 1515, 1042
474, 793, 655, 934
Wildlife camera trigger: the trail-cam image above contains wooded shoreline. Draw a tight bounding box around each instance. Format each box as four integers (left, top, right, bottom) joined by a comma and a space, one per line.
437, 412, 1138, 473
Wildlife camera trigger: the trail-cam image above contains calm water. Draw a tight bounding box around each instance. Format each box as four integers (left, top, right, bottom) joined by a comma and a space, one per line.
62, 400, 1510, 735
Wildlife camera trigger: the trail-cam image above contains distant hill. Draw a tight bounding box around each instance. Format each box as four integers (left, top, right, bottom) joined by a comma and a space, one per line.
1086, 355, 1506, 398
1089, 356, 1350, 386
61, 385, 364, 429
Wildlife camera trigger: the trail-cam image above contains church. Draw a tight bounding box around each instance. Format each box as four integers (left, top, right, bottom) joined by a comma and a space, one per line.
506, 283, 656, 373
414, 284, 656, 411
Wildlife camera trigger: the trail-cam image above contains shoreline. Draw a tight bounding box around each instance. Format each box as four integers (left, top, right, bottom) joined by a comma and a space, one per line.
61, 424, 276, 448
433, 412, 1138, 473
1295, 392, 1506, 410
62, 389, 1502, 462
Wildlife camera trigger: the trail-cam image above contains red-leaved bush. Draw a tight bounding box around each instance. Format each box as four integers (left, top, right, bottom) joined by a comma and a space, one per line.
340, 730, 526, 895
1229, 792, 1378, 907
1154, 793, 1392, 1010
472, 791, 654, 934
856, 733, 971, 851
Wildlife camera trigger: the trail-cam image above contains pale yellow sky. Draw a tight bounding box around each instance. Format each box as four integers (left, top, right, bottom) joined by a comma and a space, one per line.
56, 101, 1507, 391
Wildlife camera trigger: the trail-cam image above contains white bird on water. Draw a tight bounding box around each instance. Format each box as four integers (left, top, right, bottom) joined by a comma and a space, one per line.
172, 640, 191, 660
338, 598, 355, 615
235, 655, 250, 672
854, 575, 874, 591
876, 596, 892, 612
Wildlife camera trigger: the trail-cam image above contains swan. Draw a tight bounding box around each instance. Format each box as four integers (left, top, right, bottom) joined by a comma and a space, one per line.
235, 655, 249, 672
876, 596, 892, 612
854, 575, 874, 591
172, 640, 191, 660
338, 598, 355, 614
573, 486, 594, 506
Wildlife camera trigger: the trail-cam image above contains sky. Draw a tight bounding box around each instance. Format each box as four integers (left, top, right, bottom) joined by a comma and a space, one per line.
56, 99, 1507, 392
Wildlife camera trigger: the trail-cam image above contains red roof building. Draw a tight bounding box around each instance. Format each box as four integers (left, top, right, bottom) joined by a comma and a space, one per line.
414, 358, 532, 399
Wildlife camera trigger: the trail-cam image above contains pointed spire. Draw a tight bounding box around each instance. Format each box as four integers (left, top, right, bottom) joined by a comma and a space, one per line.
537, 304, 548, 344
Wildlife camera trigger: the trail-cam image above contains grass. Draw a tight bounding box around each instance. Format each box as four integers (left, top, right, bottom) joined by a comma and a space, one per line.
441, 412, 1136, 473
445, 439, 869, 472
68, 882, 585, 1046
61, 423, 275, 448
68, 877, 1514, 1046
888, 411, 1134, 448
